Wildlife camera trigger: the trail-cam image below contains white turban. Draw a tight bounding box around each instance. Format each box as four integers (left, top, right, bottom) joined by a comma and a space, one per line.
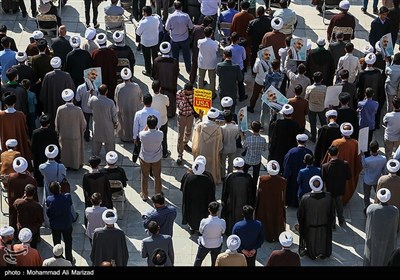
120, 67, 132, 80
325, 109, 337, 118
45, 144, 59, 159
102, 209, 118, 225
233, 157, 245, 168
221, 96, 233, 108
296, 134, 308, 142
113, 31, 124, 43
279, 231, 293, 247
271, 17, 283, 30
0, 226, 15, 237
280, 104, 294, 115
365, 53, 376, 65
192, 161, 205, 175
159, 42, 171, 54
226, 234, 241, 251
96, 33, 107, 45
340, 122, 353, 137
62, 88, 74, 102
33, 30, 44, 40
18, 228, 32, 243
195, 155, 206, 166
387, 159, 400, 173
5, 139, 18, 148
15, 52, 27, 62
267, 160, 280, 176
207, 107, 219, 119
50, 56, 62, 69
69, 36, 81, 48
13, 157, 28, 173
106, 151, 118, 165
377, 188, 391, 203
85, 27, 97, 40
309, 175, 323, 192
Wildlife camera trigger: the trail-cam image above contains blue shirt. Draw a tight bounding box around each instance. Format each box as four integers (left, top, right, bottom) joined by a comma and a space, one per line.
46, 193, 73, 230
232, 218, 264, 251
219, 8, 238, 24
133, 107, 161, 140
362, 154, 387, 185
27, 90, 37, 114
224, 44, 246, 70
143, 205, 177, 237
358, 99, 379, 130
265, 71, 284, 89
0, 49, 17, 83
297, 166, 321, 199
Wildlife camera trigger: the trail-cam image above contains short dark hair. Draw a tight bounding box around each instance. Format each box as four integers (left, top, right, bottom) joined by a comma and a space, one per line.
152, 80, 161, 92
230, 32, 239, 43
242, 205, 254, 220
37, 39, 48, 51
227, 0, 236, 8
147, 115, 158, 129
271, 59, 280, 70
294, 84, 303, 96
49, 181, 61, 195
202, 16, 213, 26
328, 145, 338, 156
365, 87, 374, 98
3, 92, 17, 106
184, 83, 193, 91
393, 53, 400, 65
208, 201, 219, 214
336, 32, 344, 40
369, 140, 379, 153
173, 1, 182, 9
339, 69, 349, 80
379, 6, 389, 14
1, 36, 11, 47
143, 94, 153, 106
91, 192, 102, 205
24, 184, 36, 197
223, 110, 233, 122
393, 97, 400, 109
89, 155, 101, 168
313, 72, 323, 83
151, 193, 165, 205
339, 92, 351, 104
6, 68, 18, 82
223, 49, 232, 58
297, 63, 306, 75
345, 42, 354, 53
142, 5, 152, 15
99, 84, 108, 96
280, 0, 288, 8
0, 25, 7, 33
304, 154, 314, 165
241, 1, 250, 9
39, 114, 51, 126
147, 221, 159, 234
21, 79, 31, 90
204, 26, 213, 38
256, 6, 265, 16
251, 121, 261, 133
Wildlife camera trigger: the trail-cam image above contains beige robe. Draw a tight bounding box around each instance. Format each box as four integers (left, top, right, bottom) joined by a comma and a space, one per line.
376, 174, 400, 211
192, 120, 223, 184
114, 81, 142, 142
55, 103, 86, 169
88, 95, 118, 143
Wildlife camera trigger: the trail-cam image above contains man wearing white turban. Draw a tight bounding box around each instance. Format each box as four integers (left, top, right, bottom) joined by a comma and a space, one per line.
364, 188, 399, 266
266, 231, 300, 266
375, 159, 400, 212
215, 234, 247, 266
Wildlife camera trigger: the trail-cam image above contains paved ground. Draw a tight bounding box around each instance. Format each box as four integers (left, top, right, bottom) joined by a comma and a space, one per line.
1, 0, 399, 267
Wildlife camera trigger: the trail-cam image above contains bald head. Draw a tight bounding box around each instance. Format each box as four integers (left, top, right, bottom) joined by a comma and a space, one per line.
59, 25, 67, 37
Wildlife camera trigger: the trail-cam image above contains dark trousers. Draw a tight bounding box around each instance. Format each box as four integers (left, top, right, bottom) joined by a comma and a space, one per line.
189, 50, 198, 84
363, 182, 376, 211
194, 244, 222, 266
244, 251, 257, 267
84, 0, 99, 25
83, 112, 92, 141
332, 195, 345, 225
171, 38, 191, 74
19, 0, 36, 14
52, 227, 73, 262
30, 231, 40, 249
249, 82, 264, 109
131, 0, 146, 20
243, 162, 261, 186
238, 68, 246, 99
308, 110, 327, 141
142, 44, 158, 73
160, 121, 168, 156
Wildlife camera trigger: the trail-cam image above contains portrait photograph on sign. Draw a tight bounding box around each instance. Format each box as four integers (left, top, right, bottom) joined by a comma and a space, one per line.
261, 85, 288, 112
380, 33, 394, 57
257, 46, 275, 63
83, 67, 102, 89
289, 37, 307, 61
238, 106, 248, 132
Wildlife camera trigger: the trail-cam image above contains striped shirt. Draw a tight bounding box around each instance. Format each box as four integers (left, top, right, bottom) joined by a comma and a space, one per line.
243, 133, 267, 165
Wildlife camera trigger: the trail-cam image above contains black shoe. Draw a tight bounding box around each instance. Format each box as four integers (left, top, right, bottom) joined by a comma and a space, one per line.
73, 212, 79, 223
339, 221, 346, 227
32, 11, 37, 17
163, 150, 171, 158
176, 157, 183, 165
247, 106, 254, 113
22, 12, 27, 18
137, 44, 142, 51
142, 70, 151, 76
184, 144, 192, 153
316, 6, 322, 13
84, 136, 90, 142
373, 8, 378, 14
94, 23, 100, 29
361, 7, 366, 13
238, 95, 248, 102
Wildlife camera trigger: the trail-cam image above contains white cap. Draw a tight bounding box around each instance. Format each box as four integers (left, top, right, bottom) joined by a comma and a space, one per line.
233, 157, 245, 168
207, 107, 219, 119
317, 37, 326, 46
339, 0, 350, 10
15, 52, 27, 62
13, 157, 28, 173
6, 139, 18, 148
377, 188, 391, 203
85, 27, 97, 40
102, 209, 118, 225
307, 41, 312, 51
45, 144, 59, 159
226, 234, 241, 251
309, 175, 323, 192
278, 47, 286, 57
387, 159, 400, 173
271, 17, 283, 30
62, 88, 74, 102
195, 155, 206, 166
325, 109, 337, 118
374, 41, 382, 52
53, 244, 64, 257
50, 56, 62, 69
267, 160, 280, 176
18, 228, 32, 243
340, 122, 354, 137
221, 96, 233, 108
296, 134, 308, 142
113, 31, 124, 43
280, 104, 294, 115
365, 53, 376, 65
192, 161, 205, 175
96, 33, 107, 45
363, 44, 374, 54
279, 231, 293, 247
120, 67, 132, 80
33, 30, 44, 40
0, 225, 15, 237
106, 151, 118, 165
159, 42, 171, 54
69, 36, 81, 48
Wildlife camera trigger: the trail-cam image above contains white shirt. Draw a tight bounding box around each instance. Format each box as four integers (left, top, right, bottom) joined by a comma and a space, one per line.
136, 15, 161, 47
337, 53, 360, 83
197, 37, 218, 70
199, 0, 221, 16
133, 106, 161, 140
150, 92, 170, 126
383, 111, 400, 141
75, 81, 98, 114
253, 57, 271, 85
198, 215, 226, 249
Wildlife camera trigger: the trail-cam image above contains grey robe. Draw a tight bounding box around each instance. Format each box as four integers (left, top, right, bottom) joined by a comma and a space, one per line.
364, 203, 399, 266
88, 95, 118, 143
114, 81, 142, 142
55, 103, 86, 169
40, 70, 76, 127
91, 226, 129, 266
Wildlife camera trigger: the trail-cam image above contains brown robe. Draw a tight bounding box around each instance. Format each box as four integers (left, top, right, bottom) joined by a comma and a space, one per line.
376, 174, 400, 211
13, 197, 44, 242
322, 137, 362, 205
55, 103, 86, 169
261, 31, 286, 60
192, 121, 223, 184
12, 244, 43, 266
0, 111, 32, 167
92, 47, 118, 100
266, 249, 301, 266
1, 150, 21, 175
255, 175, 286, 242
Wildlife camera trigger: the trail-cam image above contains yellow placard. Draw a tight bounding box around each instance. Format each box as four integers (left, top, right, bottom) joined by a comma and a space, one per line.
193, 88, 212, 115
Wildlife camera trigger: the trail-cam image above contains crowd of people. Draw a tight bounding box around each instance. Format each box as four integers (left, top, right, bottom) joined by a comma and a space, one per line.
1, 0, 400, 267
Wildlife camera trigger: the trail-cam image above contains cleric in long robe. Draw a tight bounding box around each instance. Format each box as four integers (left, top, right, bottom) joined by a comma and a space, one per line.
297, 175, 335, 260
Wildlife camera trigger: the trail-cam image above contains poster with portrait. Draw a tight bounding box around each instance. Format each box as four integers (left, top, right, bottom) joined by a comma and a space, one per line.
238, 106, 248, 132
324, 85, 343, 108
257, 46, 275, 63
83, 67, 102, 89
193, 88, 212, 116
289, 37, 307, 61
261, 85, 288, 112
380, 33, 394, 57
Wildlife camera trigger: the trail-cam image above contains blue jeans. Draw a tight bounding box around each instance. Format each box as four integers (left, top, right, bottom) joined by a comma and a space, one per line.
363, 0, 378, 10
171, 38, 191, 74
